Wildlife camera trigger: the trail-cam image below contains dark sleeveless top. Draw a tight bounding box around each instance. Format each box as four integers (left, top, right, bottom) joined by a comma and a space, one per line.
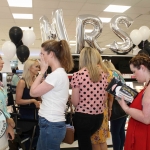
124, 84, 150, 150
19, 78, 38, 120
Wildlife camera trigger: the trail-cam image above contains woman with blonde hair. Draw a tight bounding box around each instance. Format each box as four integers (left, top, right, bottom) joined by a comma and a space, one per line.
30, 40, 73, 150
70, 47, 108, 150
16, 59, 41, 119
103, 60, 127, 150
91, 58, 113, 150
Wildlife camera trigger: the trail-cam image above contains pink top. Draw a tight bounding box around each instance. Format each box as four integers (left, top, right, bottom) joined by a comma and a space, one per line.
71, 68, 108, 115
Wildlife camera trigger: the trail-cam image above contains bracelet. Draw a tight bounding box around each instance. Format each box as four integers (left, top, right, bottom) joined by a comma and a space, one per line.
38, 72, 44, 76
108, 108, 112, 110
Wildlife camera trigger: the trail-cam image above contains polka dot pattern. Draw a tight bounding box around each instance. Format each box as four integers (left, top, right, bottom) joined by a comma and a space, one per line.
70, 68, 108, 115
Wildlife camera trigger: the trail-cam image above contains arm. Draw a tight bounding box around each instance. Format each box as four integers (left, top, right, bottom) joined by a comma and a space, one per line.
118, 85, 150, 124
30, 54, 54, 97
6, 118, 15, 140
16, 79, 38, 106
71, 87, 80, 107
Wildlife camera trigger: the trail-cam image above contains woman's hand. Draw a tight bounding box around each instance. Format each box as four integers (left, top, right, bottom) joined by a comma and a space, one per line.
118, 96, 129, 113
6, 125, 15, 140
32, 99, 41, 108
38, 54, 48, 74
7, 118, 15, 128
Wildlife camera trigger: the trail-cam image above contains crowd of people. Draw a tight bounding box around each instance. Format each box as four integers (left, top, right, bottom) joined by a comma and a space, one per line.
0, 39, 150, 150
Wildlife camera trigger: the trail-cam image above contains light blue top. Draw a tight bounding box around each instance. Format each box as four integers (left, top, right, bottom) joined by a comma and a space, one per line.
11, 74, 20, 86
112, 70, 125, 84
0, 87, 10, 118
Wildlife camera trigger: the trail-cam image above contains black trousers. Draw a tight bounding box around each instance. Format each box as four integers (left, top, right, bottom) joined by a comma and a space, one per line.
73, 112, 104, 150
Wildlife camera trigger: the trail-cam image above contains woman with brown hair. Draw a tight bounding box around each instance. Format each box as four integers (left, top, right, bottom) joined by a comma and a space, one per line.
30, 40, 74, 150
119, 53, 150, 150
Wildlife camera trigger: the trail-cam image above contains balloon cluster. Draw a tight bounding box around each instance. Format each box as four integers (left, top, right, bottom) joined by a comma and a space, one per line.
2, 26, 36, 63
130, 26, 150, 56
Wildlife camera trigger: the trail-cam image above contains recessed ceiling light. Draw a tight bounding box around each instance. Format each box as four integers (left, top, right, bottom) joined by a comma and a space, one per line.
20, 27, 33, 30
104, 5, 131, 13
99, 17, 111, 23
7, 0, 32, 7
12, 14, 33, 19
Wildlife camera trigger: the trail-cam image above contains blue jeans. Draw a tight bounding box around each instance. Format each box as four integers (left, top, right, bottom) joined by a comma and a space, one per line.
37, 117, 66, 150
110, 116, 127, 150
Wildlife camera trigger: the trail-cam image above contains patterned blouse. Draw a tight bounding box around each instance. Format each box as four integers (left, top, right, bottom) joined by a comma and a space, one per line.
70, 68, 108, 115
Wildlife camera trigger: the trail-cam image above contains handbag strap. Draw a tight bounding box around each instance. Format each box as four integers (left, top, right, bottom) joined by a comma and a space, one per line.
68, 100, 74, 125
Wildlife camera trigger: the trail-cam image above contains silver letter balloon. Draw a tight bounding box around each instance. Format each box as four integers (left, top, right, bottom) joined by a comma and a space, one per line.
76, 14, 103, 54
109, 15, 133, 54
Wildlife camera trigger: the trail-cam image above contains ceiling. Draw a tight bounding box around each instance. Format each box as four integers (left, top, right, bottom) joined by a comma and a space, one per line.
0, 0, 150, 57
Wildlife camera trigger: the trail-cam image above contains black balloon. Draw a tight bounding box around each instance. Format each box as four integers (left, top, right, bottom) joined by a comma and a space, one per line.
143, 42, 150, 55
16, 45, 30, 63
138, 40, 149, 50
9, 26, 23, 45
138, 49, 149, 56
16, 40, 23, 48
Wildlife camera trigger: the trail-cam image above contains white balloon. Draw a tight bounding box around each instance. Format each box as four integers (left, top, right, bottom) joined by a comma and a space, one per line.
130, 30, 142, 45
22, 30, 36, 46
2, 41, 16, 60
139, 26, 150, 41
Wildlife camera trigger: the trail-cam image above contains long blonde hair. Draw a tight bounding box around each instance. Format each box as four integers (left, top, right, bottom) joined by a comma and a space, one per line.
79, 47, 108, 82
103, 60, 121, 75
97, 54, 109, 74
22, 59, 38, 88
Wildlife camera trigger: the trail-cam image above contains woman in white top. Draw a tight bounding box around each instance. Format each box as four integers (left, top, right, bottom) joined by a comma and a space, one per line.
30, 40, 73, 150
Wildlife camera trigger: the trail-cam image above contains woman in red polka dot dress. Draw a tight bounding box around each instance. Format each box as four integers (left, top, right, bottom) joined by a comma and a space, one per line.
70, 47, 109, 150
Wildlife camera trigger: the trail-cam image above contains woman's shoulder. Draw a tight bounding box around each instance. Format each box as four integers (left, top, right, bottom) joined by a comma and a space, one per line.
17, 78, 26, 87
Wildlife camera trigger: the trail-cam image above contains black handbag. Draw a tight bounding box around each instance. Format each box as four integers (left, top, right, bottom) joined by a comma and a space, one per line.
110, 98, 127, 121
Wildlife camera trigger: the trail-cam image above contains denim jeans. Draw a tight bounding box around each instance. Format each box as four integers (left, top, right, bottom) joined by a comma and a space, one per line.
110, 116, 127, 150
37, 117, 66, 150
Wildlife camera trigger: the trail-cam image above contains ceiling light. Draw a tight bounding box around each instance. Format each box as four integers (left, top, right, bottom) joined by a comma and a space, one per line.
99, 17, 111, 23
12, 14, 33, 19
7, 0, 32, 7
20, 27, 33, 30
104, 5, 131, 13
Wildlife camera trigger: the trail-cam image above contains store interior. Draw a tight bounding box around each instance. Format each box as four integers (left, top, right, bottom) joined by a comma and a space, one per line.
0, 0, 149, 149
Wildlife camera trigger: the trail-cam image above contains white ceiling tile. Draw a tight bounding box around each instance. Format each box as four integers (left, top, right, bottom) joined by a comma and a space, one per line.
33, 0, 59, 8
112, 0, 141, 6
87, 0, 114, 5
82, 4, 108, 11
62, 9, 79, 16
33, 8, 54, 16
58, 2, 85, 10
125, 6, 150, 14
135, 0, 150, 8
77, 10, 101, 16
61, 0, 86, 2
10, 7, 33, 14
0, 0, 9, 6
